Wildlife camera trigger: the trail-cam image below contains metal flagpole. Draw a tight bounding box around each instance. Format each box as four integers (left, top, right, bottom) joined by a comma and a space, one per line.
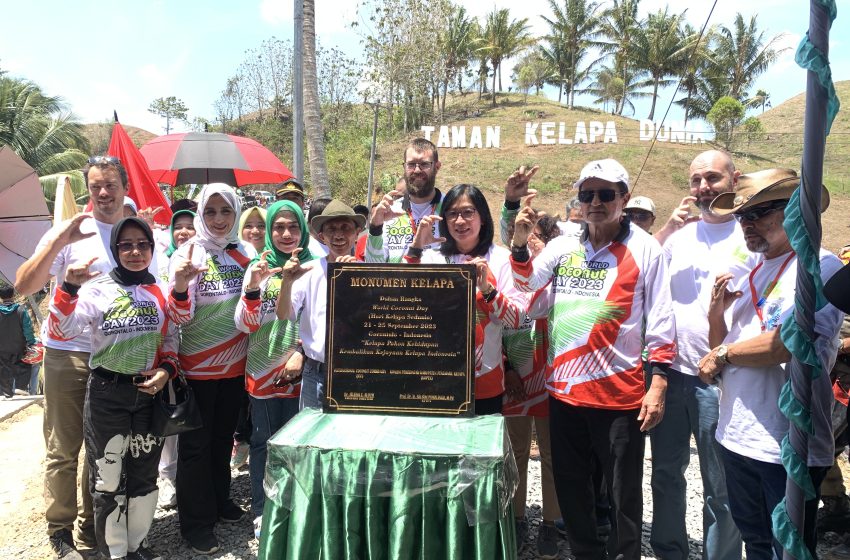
779, 1, 837, 558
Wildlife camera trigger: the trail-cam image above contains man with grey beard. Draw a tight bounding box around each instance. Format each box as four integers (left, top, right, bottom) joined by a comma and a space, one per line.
649, 150, 747, 560
365, 138, 444, 263
699, 168, 841, 559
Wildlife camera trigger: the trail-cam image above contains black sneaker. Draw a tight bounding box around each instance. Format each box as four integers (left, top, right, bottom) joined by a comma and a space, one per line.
127, 543, 162, 560
49, 529, 84, 560
219, 501, 245, 523
187, 532, 220, 555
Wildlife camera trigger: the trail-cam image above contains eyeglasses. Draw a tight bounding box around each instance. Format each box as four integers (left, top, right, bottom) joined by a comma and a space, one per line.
87, 155, 121, 165
404, 161, 433, 171
578, 189, 618, 204
625, 211, 653, 222
445, 208, 477, 221
116, 241, 154, 253
733, 201, 787, 223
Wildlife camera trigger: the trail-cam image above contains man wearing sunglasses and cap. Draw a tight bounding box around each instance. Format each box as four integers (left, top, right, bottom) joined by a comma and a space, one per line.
698, 168, 843, 560
511, 158, 675, 560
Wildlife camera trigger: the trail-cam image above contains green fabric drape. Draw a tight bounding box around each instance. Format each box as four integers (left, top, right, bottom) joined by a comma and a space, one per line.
259, 409, 518, 560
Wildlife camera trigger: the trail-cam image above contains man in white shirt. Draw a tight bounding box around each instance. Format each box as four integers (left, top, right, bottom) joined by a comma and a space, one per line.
15, 156, 146, 560
648, 150, 746, 560
365, 138, 443, 263
699, 168, 842, 560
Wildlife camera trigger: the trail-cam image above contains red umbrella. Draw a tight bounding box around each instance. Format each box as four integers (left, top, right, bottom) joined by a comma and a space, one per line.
107, 118, 172, 227
140, 132, 293, 187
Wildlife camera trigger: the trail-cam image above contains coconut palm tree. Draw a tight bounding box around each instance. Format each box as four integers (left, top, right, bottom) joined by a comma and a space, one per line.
439, 6, 481, 115
541, 0, 602, 109
673, 23, 717, 125
302, 0, 331, 199
584, 65, 650, 115
483, 8, 533, 107
714, 13, 787, 101
631, 7, 688, 120
0, 77, 88, 176
597, 0, 642, 114
746, 89, 771, 113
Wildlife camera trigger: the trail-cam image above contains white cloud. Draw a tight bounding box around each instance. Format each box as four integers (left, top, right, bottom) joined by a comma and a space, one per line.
259, 0, 356, 36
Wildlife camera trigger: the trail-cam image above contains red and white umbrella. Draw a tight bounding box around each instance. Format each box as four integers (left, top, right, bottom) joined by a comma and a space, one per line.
140, 132, 293, 187
0, 145, 51, 285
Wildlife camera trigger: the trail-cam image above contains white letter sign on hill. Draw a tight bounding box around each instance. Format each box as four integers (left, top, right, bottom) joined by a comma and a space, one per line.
420, 119, 701, 148
426, 125, 501, 148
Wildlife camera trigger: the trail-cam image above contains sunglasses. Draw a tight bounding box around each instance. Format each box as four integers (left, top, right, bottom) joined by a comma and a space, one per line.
625, 211, 653, 222
578, 189, 618, 204
116, 241, 154, 253
87, 155, 121, 165
733, 201, 788, 223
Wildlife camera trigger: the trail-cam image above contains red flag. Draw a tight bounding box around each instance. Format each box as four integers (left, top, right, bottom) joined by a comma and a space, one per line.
107, 122, 172, 227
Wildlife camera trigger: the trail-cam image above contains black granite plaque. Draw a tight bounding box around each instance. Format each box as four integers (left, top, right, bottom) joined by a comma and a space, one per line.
323, 262, 475, 416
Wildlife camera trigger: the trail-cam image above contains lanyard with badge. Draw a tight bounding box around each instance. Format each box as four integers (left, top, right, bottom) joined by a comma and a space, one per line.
406, 202, 439, 240
748, 252, 795, 332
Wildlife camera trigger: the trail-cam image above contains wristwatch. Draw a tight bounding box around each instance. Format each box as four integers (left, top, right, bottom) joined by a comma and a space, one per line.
716, 344, 730, 365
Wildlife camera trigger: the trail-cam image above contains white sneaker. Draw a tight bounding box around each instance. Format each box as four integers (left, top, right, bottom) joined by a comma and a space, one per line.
157, 477, 177, 509
254, 516, 262, 539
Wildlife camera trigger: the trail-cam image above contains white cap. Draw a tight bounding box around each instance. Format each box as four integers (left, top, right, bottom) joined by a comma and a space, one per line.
625, 195, 656, 215
574, 159, 629, 191
123, 196, 138, 214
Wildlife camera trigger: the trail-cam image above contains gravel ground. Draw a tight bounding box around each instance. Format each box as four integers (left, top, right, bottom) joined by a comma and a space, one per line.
1, 405, 845, 559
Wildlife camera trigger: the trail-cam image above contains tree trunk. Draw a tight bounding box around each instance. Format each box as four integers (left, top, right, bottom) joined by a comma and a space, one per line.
558, 82, 563, 103
442, 78, 449, 120
648, 78, 659, 121
302, 0, 331, 199
491, 64, 497, 107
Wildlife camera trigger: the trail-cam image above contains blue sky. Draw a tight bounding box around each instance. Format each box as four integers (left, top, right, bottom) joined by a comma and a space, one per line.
1, 0, 846, 138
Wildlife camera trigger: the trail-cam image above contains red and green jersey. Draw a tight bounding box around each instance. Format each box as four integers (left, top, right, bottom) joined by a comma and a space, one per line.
414, 245, 526, 399
502, 285, 553, 417
167, 240, 253, 380
511, 222, 676, 410
49, 277, 178, 375
235, 274, 301, 399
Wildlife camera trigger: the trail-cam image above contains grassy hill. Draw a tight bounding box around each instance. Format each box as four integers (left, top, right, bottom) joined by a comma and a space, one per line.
369, 89, 850, 252
751, 80, 850, 194
82, 122, 157, 155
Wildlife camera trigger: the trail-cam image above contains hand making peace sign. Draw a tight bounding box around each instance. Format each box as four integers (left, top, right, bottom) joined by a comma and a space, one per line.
246, 250, 283, 291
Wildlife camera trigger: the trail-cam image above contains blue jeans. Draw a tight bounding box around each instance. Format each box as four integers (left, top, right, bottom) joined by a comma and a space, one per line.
720, 446, 827, 560
299, 358, 325, 410
248, 396, 300, 517
649, 370, 741, 560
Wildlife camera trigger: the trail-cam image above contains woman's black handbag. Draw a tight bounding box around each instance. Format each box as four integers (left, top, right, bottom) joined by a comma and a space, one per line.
151, 374, 202, 437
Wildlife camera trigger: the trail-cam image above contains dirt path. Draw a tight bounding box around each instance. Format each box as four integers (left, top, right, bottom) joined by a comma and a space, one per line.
0, 403, 51, 559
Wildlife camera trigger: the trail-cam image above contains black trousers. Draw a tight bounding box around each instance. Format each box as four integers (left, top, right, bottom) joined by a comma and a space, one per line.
84, 372, 164, 558
0, 352, 28, 396
549, 397, 645, 560
177, 376, 245, 540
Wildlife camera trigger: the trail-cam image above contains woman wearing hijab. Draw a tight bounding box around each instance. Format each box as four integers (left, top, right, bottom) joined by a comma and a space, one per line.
230, 205, 267, 471
167, 183, 255, 555
155, 208, 195, 510
404, 184, 526, 415
48, 217, 179, 560
234, 200, 314, 536
239, 206, 267, 253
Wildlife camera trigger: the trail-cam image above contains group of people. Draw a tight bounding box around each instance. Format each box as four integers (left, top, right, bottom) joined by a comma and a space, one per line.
12, 138, 850, 560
